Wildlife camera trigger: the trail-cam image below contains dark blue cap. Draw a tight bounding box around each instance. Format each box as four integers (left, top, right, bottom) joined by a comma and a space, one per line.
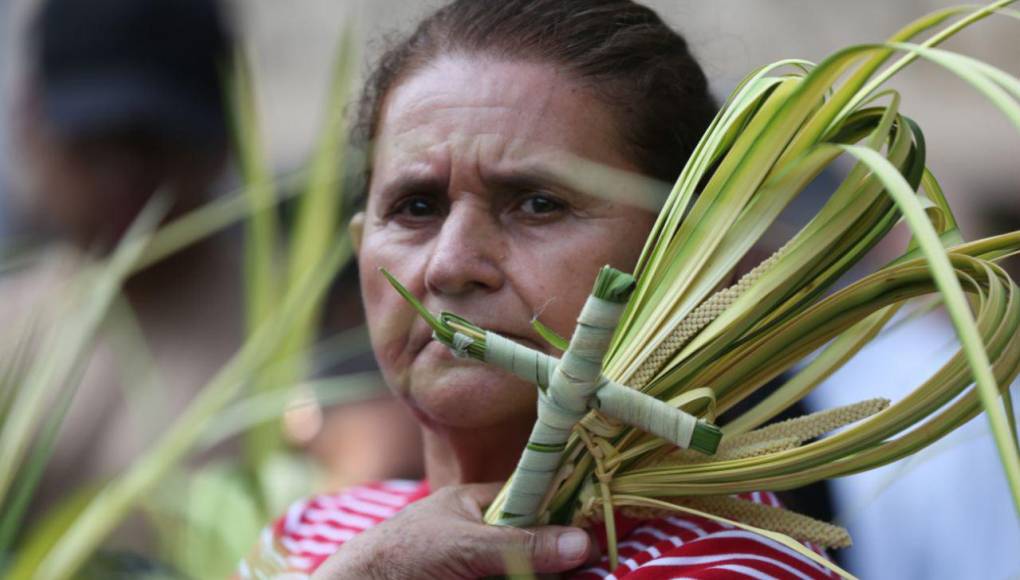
34, 0, 232, 145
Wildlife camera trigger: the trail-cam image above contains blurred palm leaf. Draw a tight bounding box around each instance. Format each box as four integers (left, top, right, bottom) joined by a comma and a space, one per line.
0, 23, 363, 580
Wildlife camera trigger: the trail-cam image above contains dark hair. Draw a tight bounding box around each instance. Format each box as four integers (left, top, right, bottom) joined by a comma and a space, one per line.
32, 0, 232, 147
353, 0, 717, 201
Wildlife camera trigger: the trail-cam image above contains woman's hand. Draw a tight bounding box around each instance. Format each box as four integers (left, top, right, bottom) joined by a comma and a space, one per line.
311, 483, 593, 579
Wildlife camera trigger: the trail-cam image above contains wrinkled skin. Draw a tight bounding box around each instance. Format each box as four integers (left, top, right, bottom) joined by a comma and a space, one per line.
311, 483, 591, 579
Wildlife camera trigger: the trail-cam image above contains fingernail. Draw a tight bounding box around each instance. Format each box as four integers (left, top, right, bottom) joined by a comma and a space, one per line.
557, 530, 588, 561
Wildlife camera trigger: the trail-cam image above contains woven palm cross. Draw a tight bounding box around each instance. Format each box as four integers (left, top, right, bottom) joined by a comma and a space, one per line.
382, 266, 722, 527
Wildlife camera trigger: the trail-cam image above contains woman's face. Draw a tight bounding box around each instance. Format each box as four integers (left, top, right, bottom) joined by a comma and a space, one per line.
355, 56, 658, 433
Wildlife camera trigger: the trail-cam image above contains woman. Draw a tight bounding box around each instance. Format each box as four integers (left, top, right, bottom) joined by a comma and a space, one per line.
240, 1, 833, 577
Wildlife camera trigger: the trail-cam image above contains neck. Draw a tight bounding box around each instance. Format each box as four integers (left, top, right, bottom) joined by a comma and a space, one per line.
422, 417, 534, 489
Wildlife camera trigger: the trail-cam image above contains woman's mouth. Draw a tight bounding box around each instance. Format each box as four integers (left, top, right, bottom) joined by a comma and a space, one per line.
415, 329, 546, 361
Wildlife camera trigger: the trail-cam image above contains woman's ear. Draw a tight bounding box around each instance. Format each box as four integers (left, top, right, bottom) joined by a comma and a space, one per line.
349, 211, 365, 254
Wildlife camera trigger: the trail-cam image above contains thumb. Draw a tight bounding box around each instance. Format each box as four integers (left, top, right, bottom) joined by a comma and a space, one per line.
472, 525, 591, 575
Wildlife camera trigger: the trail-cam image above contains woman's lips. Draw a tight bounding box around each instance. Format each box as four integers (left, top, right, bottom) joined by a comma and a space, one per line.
421, 339, 460, 362
411, 327, 545, 360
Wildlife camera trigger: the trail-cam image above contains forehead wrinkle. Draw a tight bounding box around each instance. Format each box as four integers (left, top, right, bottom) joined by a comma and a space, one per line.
374, 110, 452, 169
449, 130, 567, 196
373, 57, 631, 203
477, 155, 561, 191
387, 105, 558, 156
372, 138, 450, 201
385, 68, 566, 140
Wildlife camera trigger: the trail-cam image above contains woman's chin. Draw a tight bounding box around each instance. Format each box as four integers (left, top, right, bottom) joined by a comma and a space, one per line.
403, 347, 537, 431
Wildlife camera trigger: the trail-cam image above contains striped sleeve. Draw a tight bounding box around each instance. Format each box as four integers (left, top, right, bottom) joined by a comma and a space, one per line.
571, 492, 837, 580
237, 484, 835, 579
235, 480, 429, 578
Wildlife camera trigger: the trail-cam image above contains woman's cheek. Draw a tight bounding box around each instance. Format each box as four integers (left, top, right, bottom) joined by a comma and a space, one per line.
362, 286, 416, 384
530, 229, 616, 322
521, 221, 647, 337
374, 337, 411, 395
359, 235, 416, 394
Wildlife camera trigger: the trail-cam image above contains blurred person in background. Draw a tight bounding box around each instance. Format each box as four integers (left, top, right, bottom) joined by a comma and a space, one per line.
1, 0, 424, 554
11, 0, 233, 250
1, 0, 243, 547
1, 0, 16, 249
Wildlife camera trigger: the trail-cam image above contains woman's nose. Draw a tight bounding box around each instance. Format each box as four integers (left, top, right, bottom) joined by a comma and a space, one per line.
424, 201, 506, 297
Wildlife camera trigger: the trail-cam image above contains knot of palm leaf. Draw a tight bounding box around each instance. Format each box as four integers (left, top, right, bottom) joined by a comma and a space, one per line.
571, 403, 863, 551
575, 428, 620, 518
578, 407, 625, 438
578, 419, 623, 486
449, 331, 475, 358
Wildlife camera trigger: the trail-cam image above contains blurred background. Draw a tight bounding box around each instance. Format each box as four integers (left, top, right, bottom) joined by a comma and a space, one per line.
0, 1, 1018, 578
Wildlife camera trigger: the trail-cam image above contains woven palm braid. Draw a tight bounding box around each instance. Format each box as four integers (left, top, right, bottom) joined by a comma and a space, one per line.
630, 244, 789, 389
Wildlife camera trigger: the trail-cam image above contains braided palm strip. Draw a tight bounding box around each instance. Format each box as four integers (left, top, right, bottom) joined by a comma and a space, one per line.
630, 246, 788, 388
654, 397, 890, 466
621, 495, 852, 549
726, 397, 890, 448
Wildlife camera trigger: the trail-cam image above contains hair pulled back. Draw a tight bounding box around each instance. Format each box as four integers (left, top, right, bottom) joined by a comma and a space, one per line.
354, 0, 717, 198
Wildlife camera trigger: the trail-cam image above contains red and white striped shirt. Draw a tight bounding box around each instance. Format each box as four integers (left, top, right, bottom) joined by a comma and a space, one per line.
237, 480, 835, 579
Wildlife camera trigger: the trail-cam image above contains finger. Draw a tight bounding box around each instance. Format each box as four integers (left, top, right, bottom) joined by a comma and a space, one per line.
470, 524, 591, 575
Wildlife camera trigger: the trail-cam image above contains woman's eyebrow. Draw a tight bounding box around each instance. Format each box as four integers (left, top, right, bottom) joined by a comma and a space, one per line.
377, 173, 449, 200
484, 172, 563, 194
481, 161, 575, 193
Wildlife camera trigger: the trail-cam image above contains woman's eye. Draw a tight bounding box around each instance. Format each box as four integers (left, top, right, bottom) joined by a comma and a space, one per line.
393, 196, 440, 219
519, 194, 564, 215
